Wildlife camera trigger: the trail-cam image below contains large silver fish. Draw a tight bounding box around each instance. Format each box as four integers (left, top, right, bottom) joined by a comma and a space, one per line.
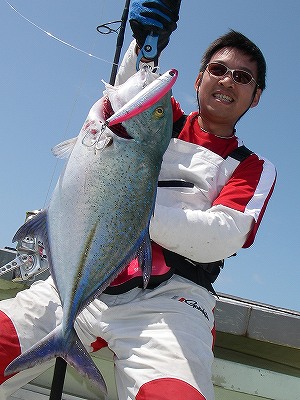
5, 68, 178, 393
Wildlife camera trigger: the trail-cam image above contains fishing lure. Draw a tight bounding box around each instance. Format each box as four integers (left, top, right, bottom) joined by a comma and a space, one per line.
82, 68, 178, 151
106, 68, 178, 127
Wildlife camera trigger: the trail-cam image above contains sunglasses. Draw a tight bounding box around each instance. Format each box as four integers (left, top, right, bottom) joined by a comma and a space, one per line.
206, 62, 258, 86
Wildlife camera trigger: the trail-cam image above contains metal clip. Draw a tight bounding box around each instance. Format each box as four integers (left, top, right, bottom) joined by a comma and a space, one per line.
136, 32, 159, 71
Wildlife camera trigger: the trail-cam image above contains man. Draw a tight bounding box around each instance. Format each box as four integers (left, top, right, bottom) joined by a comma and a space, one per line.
0, 1, 276, 399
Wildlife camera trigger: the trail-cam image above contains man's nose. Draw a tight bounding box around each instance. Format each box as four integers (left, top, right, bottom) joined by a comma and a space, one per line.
218, 72, 235, 87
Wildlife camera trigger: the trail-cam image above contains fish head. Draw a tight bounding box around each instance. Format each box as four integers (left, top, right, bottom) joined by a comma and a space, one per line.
104, 67, 159, 111
100, 67, 161, 141
103, 68, 176, 155
120, 89, 173, 156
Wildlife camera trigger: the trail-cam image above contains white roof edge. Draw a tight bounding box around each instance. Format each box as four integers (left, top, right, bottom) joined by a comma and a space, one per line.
215, 292, 300, 348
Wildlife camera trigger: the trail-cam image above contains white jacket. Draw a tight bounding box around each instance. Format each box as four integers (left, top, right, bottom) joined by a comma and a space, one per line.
114, 41, 276, 265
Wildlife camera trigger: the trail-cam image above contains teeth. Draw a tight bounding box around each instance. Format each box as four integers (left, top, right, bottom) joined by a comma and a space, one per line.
214, 93, 233, 103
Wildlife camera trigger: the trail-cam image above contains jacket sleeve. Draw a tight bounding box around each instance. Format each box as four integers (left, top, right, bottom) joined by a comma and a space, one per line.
150, 203, 254, 263
150, 155, 276, 263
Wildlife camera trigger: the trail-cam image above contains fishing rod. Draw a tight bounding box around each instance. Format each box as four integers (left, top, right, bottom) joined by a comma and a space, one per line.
107, 0, 130, 85
49, 1, 130, 399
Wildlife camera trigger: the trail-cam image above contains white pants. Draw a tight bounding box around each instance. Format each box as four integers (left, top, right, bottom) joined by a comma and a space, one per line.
0, 275, 216, 400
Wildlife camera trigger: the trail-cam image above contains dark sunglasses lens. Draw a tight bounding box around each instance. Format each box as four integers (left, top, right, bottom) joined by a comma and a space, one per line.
233, 70, 253, 84
208, 63, 227, 76
208, 63, 254, 84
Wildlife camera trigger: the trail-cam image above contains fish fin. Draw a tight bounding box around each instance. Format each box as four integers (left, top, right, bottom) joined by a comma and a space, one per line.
137, 194, 157, 289
13, 209, 47, 243
65, 333, 107, 395
79, 232, 153, 312
5, 325, 107, 395
52, 137, 78, 159
137, 231, 152, 289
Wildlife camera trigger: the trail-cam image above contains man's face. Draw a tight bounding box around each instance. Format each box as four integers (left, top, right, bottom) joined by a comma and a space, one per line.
195, 47, 262, 129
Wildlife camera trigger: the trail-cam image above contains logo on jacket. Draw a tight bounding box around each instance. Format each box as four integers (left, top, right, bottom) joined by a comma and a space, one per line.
172, 296, 209, 320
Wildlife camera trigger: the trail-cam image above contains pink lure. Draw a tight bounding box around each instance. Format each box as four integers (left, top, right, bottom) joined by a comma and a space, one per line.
106, 69, 178, 127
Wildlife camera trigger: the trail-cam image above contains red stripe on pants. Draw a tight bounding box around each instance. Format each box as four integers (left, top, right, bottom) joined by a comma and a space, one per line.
91, 336, 108, 352
0, 310, 21, 383
136, 378, 206, 399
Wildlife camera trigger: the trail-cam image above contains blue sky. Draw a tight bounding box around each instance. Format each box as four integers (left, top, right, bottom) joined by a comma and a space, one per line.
0, 0, 299, 311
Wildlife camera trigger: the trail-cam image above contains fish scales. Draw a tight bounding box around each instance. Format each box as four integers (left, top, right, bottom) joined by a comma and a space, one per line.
5, 68, 178, 393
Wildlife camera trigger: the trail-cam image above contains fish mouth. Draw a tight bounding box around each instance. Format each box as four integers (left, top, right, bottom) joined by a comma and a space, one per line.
103, 97, 132, 139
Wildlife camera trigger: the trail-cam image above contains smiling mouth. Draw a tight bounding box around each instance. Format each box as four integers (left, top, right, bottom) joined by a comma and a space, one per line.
214, 93, 234, 103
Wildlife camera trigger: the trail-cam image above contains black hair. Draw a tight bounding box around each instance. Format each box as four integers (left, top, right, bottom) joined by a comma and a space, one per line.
200, 30, 266, 91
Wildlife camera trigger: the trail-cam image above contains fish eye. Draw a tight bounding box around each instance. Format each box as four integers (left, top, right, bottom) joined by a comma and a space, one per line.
154, 107, 164, 118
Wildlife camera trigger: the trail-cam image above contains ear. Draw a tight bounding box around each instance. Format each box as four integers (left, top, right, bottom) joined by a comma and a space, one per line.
250, 87, 262, 108
194, 72, 203, 91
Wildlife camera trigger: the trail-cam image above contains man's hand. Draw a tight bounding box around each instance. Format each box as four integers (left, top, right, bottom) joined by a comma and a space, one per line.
129, 0, 181, 55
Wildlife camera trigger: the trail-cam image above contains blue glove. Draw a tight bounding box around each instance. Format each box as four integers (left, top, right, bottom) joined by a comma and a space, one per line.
129, 0, 181, 55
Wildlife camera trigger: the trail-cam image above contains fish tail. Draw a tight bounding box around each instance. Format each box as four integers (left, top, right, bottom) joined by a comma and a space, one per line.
5, 325, 63, 376
5, 325, 107, 395
64, 331, 107, 394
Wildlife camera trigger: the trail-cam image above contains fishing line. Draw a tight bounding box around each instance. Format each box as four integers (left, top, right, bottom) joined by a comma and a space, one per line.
3, 0, 132, 209
3, 0, 117, 66
2, 0, 123, 207
42, 52, 94, 209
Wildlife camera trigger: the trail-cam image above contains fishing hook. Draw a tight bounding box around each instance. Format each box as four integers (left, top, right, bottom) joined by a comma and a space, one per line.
81, 121, 112, 153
